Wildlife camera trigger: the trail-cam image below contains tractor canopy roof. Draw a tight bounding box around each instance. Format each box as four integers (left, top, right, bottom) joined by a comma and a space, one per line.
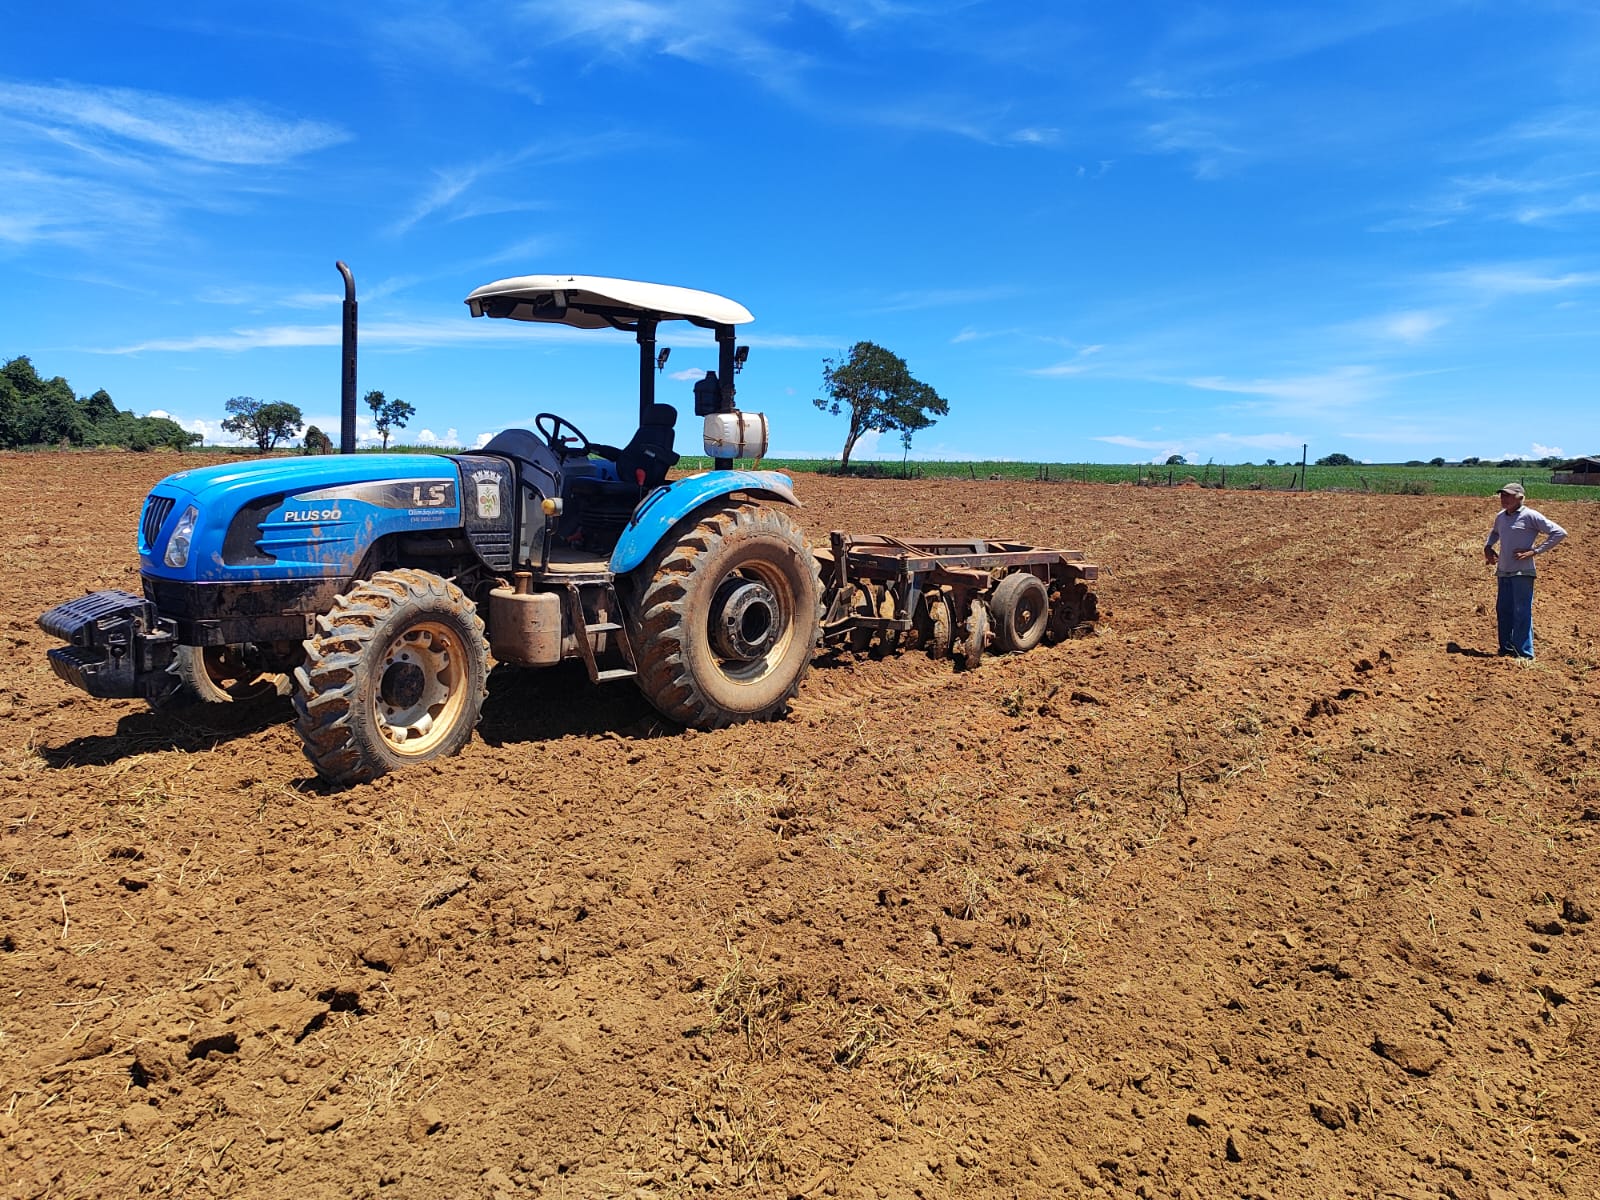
465, 274, 753, 330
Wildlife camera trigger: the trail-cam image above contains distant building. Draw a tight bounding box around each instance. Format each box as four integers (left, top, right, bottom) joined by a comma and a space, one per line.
1550, 456, 1600, 485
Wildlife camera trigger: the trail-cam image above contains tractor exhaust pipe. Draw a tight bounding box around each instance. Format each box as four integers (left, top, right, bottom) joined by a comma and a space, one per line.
337, 261, 358, 454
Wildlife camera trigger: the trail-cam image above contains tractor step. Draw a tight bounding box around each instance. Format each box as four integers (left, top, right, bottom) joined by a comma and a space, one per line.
562, 582, 639, 684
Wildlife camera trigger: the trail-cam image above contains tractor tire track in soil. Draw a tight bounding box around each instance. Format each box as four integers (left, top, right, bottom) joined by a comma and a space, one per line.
2, 454, 1598, 1199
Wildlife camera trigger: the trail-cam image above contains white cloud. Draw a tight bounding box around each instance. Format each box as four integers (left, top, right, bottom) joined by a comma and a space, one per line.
1378, 311, 1447, 343
1531, 442, 1564, 458
473, 431, 495, 449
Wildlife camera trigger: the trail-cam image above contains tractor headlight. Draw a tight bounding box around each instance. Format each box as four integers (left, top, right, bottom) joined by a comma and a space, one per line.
163, 505, 199, 568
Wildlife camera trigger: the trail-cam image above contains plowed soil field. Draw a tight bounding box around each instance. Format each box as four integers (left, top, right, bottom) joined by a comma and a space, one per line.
3, 451, 1597, 1200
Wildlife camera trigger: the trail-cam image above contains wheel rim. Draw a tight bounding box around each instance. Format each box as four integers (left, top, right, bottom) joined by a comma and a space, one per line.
373, 620, 469, 756
1007, 578, 1048, 642
705, 562, 797, 683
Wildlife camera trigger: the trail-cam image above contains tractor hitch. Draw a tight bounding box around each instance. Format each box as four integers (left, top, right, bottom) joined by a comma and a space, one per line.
39, 590, 179, 700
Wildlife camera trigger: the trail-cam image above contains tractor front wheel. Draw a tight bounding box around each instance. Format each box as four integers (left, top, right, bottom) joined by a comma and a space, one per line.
180, 645, 287, 704
293, 569, 488, 785
631, 502, 822, 727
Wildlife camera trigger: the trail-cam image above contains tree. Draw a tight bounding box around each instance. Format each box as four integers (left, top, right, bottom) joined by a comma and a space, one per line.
0, 372, 17, 446
1165, 453, 1186, 466
80, 388, 118, 428
1429, 456, 1446, 467
813, 342, 948, 471
220, 396, 304, 452
365, 389, 415, 451
129, 416, 202, 452
1315, 452, 1357, 466
1461, 456, 1481, 466
303, 425, 334, 455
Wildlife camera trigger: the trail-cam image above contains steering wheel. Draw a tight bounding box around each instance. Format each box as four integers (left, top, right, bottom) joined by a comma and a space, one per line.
534, 412, 593, 460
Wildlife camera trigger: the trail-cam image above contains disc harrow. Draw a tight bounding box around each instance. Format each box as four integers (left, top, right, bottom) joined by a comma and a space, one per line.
815, 531, 1099, 668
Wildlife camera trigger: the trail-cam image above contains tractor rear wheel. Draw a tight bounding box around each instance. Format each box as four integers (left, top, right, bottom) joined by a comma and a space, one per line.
630, 501, 821, 727
293, 569, 488, 785
990, 572, 1049, 654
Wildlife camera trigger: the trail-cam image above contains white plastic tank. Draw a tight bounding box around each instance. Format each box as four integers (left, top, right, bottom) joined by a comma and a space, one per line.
703, 410, 769, 461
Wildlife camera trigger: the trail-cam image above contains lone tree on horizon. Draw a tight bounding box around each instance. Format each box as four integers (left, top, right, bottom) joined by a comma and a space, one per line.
365, 389, 415, 451
220, 396, 304, 452
814, 341, 948, 471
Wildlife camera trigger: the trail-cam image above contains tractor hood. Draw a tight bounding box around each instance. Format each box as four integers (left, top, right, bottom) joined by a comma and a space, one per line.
141, 454, 464, 584
156, 454, 457, 504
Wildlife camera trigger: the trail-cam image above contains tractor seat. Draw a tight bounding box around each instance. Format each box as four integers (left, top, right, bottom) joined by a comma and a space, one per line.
571, 404, 680, 500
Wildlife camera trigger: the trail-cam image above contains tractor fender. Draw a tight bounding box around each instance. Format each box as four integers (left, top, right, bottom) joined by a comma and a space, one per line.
609, 470, 801, 575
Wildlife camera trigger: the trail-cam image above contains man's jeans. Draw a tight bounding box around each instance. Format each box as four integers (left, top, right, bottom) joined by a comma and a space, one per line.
1496, 573, 1535, 659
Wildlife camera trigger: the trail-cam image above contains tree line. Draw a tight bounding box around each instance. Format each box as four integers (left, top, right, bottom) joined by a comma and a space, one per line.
0, 357, 200, 451
221, 391, 414, 453
0, 356, 420, 455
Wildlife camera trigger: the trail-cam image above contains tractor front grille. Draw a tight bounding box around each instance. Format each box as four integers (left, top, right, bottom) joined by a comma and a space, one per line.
140, 494, 176, 554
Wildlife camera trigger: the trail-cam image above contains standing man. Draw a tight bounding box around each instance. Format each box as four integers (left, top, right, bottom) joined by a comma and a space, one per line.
1483, 482, 1566, 659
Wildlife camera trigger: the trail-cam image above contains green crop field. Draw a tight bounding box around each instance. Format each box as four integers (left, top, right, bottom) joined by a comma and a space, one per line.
672, 456, 1600, 503
158, 444, 1600, 504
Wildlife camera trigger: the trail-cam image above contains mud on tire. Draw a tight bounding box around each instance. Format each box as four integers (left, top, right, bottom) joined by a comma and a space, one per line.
293, 569, 489, 785
629, 501, 822, 727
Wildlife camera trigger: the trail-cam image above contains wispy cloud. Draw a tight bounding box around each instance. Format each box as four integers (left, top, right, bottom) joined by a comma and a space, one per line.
1345, 309, 1449, 344
0, 79, 347, 251
1435, 263, 1600, 301
390, 167, 482, 236
91, 315, 836, 355
1186, 365, 1385, 412
0, 80, 347, 165
506, 2, 1064, 148
1095, 434, 1175, 451
388, 134, 636, 236
869, 284, 1021, 313
1026, 344, 1104, 377
1143, 114, 1245, 179
516, 0, 814, 80
93, 318, 595, 355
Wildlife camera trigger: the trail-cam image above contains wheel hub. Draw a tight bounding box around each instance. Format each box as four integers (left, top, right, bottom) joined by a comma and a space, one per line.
380, 660, 427, 709
710, 579, 780, 661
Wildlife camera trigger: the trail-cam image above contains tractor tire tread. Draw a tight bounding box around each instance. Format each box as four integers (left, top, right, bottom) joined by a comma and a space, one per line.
293, 569, 487, 785
630, 502, 821, 728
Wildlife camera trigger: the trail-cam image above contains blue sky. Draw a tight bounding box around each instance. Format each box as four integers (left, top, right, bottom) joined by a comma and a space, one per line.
3, 2, 1597, 463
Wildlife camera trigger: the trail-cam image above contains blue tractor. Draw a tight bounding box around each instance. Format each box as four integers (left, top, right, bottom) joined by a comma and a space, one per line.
40, 272, 821, 784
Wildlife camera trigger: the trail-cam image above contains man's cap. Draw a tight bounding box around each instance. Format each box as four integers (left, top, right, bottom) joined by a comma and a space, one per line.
1498, 482, 1525, 498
